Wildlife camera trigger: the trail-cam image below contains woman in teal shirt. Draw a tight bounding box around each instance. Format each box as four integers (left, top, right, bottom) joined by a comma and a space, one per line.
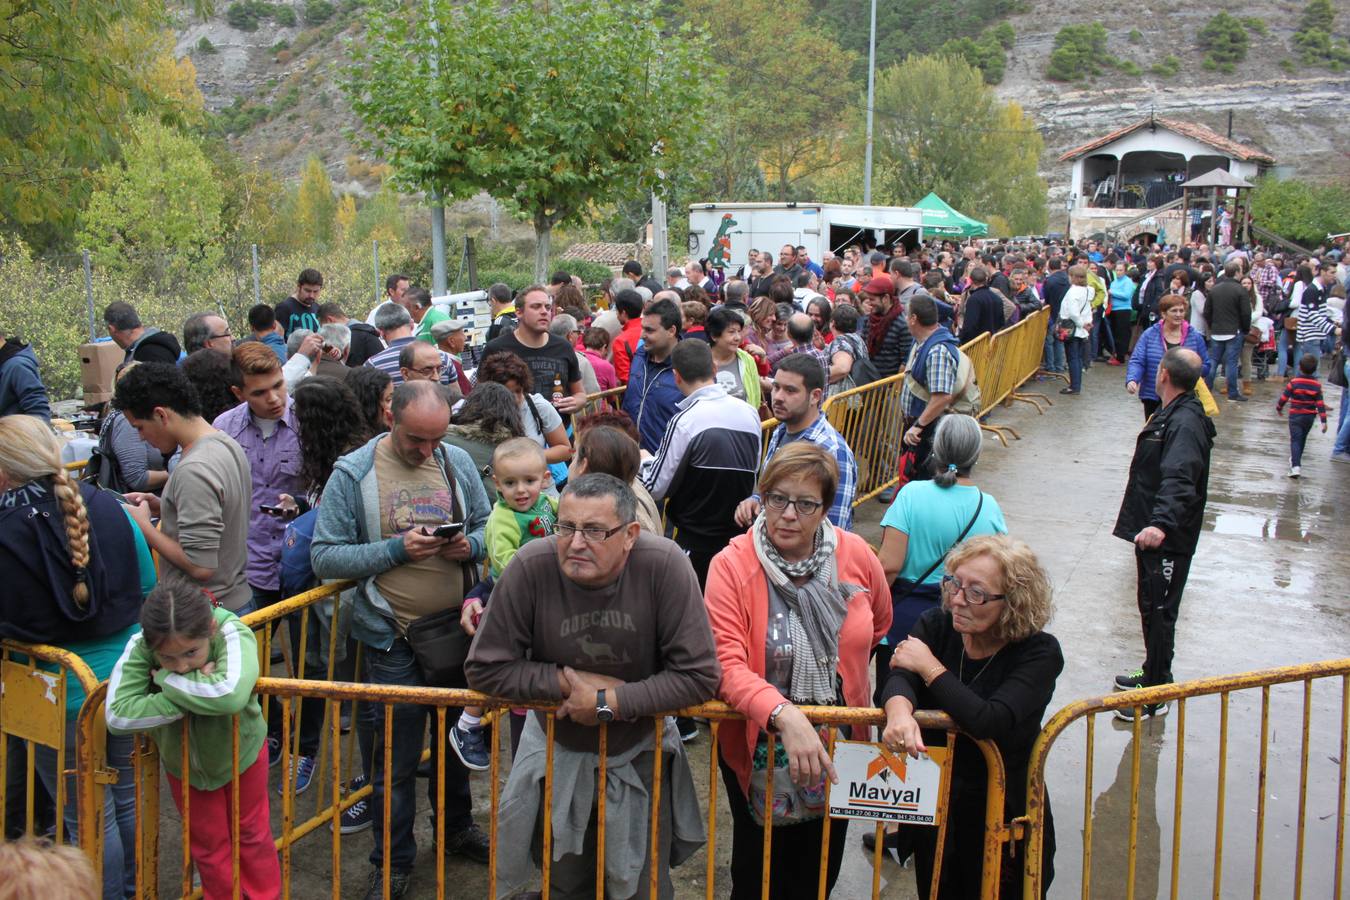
1107, 261, 1139, 366
876, 415, 1007, 691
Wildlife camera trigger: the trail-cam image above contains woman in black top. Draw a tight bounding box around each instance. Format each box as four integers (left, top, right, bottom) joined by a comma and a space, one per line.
880, 534, 1062, 899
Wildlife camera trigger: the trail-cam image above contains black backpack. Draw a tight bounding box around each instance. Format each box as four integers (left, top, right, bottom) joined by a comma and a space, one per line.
836, 333, 882, 386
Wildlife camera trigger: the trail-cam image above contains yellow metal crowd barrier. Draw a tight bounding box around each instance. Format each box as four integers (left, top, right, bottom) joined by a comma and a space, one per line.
1021, 658, 1350, 900
0, 640, 102, 848
821, 373, 906, 503
102, 675, 1015, 900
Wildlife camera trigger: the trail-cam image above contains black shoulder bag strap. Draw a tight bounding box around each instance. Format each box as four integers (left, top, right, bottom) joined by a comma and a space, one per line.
892, 491, 985, 604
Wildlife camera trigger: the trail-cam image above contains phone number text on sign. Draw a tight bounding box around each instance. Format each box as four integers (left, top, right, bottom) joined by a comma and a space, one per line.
828, 740, 949, 826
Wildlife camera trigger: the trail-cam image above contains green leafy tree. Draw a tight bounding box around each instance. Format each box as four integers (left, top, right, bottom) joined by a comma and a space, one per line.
1198, 12, 1249, 72
295, 155, 338, 249
812, 0, 1026, 82
681, 0, 857, 201
76, 116, 224, 289
348, 0, 714, 281
1046, 23, 1108, 81
940, 30, 1009, 84
1250, 176, 1350, 245
870, 54, 1046, 235
0, 0, 206, 250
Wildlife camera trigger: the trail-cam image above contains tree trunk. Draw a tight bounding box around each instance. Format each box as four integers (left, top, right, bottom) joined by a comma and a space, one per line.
533, 212, 552, 285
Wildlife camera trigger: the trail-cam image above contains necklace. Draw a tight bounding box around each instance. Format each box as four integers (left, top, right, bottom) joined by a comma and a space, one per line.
959, 645, 1002, 685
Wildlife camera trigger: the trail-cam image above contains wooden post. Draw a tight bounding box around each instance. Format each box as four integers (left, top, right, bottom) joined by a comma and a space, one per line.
1241, 191, 1251, 247
1180, 189, 1188, 247
1215, 187, 1225, 246
1113, 157, 1123, 209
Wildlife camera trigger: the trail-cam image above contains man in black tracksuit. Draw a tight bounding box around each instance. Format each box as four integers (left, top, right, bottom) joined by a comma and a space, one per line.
1112, 347, 1215, 718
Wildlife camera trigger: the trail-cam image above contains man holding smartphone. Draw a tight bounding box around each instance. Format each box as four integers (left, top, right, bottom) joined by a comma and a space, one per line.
311, 381, 493, 896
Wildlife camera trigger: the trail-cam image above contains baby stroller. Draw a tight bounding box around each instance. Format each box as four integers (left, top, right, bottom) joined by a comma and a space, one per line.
1251, 321, 1277, 381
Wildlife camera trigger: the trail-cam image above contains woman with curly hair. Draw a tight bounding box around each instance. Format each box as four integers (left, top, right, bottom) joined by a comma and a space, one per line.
879, 534, 1062, 897
345, 365, 393, 435
444, 381, 525, 501
474, 351, 571, 464
290, 376, 370, 504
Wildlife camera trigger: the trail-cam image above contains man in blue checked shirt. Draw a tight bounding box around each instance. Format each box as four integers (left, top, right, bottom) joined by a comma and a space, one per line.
734, 352, 858, 531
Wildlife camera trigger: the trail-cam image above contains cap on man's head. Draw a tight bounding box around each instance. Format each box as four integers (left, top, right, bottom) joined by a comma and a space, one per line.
862, 275, 895, 296
430, 320, 467, 341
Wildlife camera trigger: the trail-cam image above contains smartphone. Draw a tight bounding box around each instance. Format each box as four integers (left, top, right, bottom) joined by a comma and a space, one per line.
259, 504, 288, 517
426, 522, 464, 539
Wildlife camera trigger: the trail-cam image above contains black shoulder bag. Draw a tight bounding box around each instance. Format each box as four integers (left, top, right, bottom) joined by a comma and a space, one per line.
891, 491, 985, 606
402, 449, 478, 686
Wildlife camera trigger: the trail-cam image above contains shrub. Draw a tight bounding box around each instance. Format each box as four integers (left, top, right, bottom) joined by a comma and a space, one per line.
1119, 60, 1143, 76
1241, 17, 1268, 36
1291, 0, 1350, 67
271, 39, 290, 52
274, 5, 297, 26
1128, 28, 1143, 43
1278, 57, 1296, 72
0, 235, 424, 401
940, 28, 1011, 84
275, 49, 294, 65
226, 1, 260, 30
991, 22, 1016, 50
304, 0, 334, 24
196, 36, 218, 54
1198, 11, 1249, 67
1046, 23, 1108, 81
1150, 54, 1181, 76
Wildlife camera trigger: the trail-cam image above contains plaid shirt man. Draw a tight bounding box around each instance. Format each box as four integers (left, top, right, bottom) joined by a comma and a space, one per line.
757, 413, 857, 530
899, 336, 958, 420
1255, 260, 1283, 312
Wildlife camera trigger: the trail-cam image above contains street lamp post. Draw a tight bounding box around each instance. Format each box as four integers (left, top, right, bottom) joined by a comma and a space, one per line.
862, 0, 877, 206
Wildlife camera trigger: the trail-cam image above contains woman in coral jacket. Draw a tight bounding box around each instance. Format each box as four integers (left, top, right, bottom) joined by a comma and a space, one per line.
704, 442, 891, 899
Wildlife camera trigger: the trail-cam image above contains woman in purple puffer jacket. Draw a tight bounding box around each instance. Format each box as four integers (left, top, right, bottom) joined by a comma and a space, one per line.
1126, 293, 1212, 418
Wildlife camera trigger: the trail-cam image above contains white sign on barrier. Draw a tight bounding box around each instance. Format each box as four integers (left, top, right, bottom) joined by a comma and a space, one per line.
829, 740, 948, 826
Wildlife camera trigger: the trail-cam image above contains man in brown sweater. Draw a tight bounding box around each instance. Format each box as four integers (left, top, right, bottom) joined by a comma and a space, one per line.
465, 473, 719, 897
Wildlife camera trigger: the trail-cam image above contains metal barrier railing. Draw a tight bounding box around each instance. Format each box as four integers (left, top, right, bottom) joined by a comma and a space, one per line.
1021, 658, 1350, 900
0, 640, 105, 868
97, 674, 1014, 900
821, 373, 906, 503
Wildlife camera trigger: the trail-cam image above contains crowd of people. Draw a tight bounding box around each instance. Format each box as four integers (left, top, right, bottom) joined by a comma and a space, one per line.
0, 229, 1347, 900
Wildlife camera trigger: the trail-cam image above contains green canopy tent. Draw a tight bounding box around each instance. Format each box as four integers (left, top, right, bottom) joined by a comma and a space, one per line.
913, 192, 988, 239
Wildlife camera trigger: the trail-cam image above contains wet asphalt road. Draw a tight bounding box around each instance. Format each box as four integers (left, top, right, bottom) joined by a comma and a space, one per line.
151, 361, 1348, 898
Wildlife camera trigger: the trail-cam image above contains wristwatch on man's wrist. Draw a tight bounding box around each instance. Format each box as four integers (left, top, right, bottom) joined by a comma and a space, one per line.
595, 688, 615, 723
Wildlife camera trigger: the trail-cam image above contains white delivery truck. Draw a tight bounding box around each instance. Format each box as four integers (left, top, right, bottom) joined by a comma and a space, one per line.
686, 202, 926, 272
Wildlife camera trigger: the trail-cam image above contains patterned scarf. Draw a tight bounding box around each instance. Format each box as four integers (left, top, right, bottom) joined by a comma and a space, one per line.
752, 516, 861, 705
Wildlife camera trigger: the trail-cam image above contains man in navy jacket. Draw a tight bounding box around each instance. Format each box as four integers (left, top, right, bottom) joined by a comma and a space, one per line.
622, 296, 684, 453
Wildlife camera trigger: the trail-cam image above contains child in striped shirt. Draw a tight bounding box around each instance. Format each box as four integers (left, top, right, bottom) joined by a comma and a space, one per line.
1277, 354, 1328, 478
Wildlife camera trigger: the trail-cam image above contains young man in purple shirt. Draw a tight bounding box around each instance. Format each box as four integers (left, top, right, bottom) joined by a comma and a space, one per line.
213, 341, 321, 790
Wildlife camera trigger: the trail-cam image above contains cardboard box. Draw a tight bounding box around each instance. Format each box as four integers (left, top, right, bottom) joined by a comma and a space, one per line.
79, 341, 124, 404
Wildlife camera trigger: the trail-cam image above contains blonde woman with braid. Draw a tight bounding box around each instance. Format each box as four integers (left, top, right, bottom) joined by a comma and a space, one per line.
0, 415, 155, 899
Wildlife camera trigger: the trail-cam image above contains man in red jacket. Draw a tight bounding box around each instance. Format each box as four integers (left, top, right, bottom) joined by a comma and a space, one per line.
609, 289, 646, 383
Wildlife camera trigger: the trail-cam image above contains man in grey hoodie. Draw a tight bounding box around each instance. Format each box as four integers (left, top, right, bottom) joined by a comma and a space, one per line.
311, 380, 492, 899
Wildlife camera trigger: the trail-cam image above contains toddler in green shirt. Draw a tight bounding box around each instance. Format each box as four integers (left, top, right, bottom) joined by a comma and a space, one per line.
453, 437, 557, 770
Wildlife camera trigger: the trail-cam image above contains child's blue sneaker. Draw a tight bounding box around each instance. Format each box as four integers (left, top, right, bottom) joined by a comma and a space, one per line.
450, 723, 491, 771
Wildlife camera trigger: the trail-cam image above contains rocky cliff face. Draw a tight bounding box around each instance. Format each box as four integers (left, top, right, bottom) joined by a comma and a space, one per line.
996, 8, 1350, 228
176, 3, 1349, 221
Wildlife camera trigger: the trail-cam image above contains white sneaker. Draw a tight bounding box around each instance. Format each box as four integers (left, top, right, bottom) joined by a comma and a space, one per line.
1289, 466, 1301, 478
